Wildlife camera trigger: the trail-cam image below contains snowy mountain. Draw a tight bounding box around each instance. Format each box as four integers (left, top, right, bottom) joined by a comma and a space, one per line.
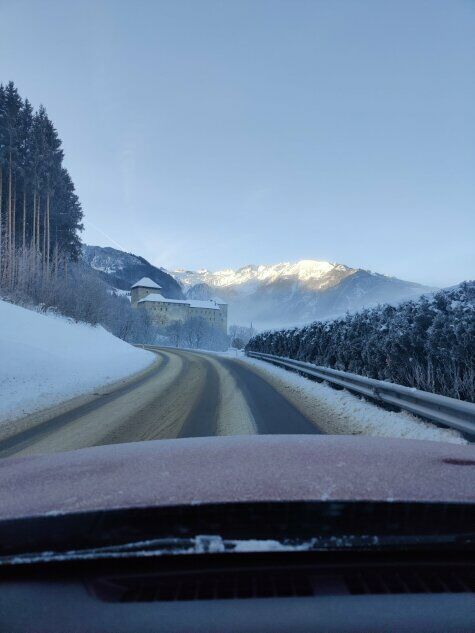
81, 247, 435, 330
82, 245, 183, 299
172, 260, 435, 329
174, 260, 351, 293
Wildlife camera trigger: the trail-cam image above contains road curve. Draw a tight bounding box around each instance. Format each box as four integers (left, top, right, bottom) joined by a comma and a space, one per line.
0, 348, 321, 458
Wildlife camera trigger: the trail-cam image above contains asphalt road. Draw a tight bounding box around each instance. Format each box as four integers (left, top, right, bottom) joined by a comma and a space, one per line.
0, 348, 321, 458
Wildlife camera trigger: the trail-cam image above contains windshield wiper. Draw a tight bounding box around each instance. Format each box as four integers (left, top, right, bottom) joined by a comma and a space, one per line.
1, 532, 472, 566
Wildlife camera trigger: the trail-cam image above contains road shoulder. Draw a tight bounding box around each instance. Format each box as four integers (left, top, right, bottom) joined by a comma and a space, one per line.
0, 353, 164, 445
238, 355, 466, 444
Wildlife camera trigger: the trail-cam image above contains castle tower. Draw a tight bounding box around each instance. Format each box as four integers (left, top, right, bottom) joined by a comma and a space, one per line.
130, 277, 162, 306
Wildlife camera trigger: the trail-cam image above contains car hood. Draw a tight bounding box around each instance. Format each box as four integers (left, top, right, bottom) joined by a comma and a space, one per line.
0, 435, 473, 521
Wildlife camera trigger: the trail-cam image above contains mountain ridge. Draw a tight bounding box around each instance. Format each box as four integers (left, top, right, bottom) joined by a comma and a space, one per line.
171, 259, 436, 329
172, 259, 354, 291
81, 247, 436, 330
81, 245, 184, 299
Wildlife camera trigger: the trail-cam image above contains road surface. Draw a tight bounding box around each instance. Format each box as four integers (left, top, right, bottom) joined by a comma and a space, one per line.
0, 348, 321, 458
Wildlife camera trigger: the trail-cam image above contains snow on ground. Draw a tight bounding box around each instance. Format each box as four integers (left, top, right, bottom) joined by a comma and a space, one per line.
0, 299, 155, 423
111, 288, 131, 299
239, 354, 466, 445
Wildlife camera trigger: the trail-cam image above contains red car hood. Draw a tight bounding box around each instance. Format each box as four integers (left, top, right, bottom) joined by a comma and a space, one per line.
0, 435, 473, 521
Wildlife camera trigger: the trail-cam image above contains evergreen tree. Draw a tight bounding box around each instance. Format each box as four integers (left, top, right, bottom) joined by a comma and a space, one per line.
0, 81, 83, 277
247, 282, 475, 402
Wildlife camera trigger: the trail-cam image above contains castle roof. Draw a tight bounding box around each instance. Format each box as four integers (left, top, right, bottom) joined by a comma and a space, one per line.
137, 294, 221, 310
138, 293, 184, 305
131, 277, 161, 290
188, 299, 220, 310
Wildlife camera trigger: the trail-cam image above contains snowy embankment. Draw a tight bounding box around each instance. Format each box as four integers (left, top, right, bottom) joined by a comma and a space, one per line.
0, 299, 155, 423
239, 354, 466, 445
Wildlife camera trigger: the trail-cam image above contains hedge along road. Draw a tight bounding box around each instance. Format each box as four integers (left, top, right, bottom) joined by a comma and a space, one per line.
0, 348, 321, 458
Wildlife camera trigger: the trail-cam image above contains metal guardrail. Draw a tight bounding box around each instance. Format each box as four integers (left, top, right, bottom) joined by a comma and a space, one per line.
246, 351, 475, 438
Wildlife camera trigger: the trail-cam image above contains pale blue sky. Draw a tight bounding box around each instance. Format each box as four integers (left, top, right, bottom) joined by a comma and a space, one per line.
1, 0, 473, 286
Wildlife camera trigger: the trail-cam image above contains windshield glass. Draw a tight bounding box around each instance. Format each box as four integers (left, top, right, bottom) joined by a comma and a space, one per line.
0, 1, 473, 529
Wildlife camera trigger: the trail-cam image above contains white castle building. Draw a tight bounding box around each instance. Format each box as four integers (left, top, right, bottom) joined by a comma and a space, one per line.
131, 277, 227, 332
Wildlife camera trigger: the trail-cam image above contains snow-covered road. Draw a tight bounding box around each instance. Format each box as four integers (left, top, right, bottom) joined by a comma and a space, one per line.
0, 346, 465, 458
0, 348, 320, 457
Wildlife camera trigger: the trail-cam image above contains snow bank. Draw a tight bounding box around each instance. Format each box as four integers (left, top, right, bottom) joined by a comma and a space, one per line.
240, 356, 466, 445
0, 299, 155, 423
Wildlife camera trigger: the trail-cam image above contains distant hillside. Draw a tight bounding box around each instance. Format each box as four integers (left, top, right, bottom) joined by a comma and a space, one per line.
172, 260, 435, 329
185, 283, 216, 301
82, 245, 183, 299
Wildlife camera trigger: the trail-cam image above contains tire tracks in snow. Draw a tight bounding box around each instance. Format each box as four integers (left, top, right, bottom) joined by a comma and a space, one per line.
0, 348, 324, 458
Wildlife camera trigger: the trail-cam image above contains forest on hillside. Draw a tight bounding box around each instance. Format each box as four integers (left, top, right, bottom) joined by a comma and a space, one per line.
247, 282, 475, 402
0, 82, 82, 271
0, 83, 228, 349
0, 82, 154, 343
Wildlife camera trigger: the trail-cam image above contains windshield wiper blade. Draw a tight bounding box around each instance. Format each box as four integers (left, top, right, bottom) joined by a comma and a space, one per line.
0, 535, 309, 565
1, 532, 473, 566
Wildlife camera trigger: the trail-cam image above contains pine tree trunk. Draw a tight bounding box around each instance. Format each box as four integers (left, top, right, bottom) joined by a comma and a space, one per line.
36, 194, 41, 253
11, 180, 16, 287
8, 150, 12, 262
46, 191, 50, 265
12, 179, 16, 252
32, 190, 36, 249
22, 188, 26, 250
43, 195, 46, 263
0, 167, 3, 276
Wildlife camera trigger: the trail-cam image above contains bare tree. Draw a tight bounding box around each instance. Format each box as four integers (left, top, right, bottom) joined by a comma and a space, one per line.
165, 320, 185, 347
